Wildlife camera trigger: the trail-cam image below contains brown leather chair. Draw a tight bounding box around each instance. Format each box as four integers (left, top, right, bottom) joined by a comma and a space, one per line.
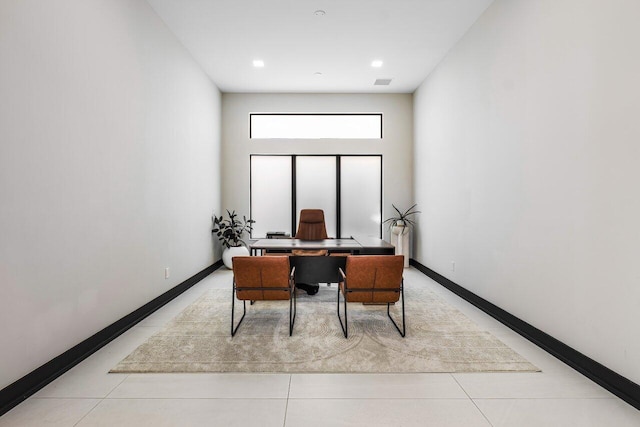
291, 209, 329, 294
231, 256, 296, 336
337, 255, 405, 338
292, 209, 329, 256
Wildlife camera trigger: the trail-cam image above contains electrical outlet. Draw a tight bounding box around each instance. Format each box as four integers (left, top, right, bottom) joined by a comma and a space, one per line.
165, 267, 170, 279
451, 261, 455, 272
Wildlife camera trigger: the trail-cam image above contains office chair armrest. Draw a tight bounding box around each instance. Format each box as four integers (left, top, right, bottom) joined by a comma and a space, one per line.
338, 267, 346, 281
289, 266, 296, 288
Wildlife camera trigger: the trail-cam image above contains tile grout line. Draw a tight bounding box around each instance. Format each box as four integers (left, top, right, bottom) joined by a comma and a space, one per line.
103, 373, 131, 399
451, 374, 495, 427
283, 374, 292, 427
73, 371, 131, 426
72, 398, 104, 427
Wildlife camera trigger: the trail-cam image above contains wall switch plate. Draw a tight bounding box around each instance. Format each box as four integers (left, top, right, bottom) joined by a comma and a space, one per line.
165, 267, 170, 279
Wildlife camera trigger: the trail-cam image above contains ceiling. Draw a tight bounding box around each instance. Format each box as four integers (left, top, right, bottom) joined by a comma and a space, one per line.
147, 0, 494, 93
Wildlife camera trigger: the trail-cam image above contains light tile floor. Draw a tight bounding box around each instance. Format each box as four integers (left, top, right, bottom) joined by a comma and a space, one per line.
1, 268, 638, 426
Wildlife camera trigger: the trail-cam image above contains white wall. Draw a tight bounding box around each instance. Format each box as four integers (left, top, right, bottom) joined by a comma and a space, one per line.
0, 0, 221, 389
414, 0, 640, 383
221, 93, 413, 241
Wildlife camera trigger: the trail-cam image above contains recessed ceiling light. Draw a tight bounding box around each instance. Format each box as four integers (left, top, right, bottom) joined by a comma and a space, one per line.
253, 59, 264, 68
314, 72, 323, 76
371, 60, 383, 68
314, 10, 326, 16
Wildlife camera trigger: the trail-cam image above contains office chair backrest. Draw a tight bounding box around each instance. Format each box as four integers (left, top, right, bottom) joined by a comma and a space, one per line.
343, 255, 404, 303
233, 256, 292, 301
295, 209, 328, 240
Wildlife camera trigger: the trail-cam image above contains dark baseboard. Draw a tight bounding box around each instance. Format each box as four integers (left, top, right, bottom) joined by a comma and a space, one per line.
409, 259, 640, 411
0, 260, 223, 417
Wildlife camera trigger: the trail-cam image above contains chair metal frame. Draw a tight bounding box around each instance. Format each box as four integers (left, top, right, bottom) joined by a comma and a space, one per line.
336, 267, 405, 338
231, 265, 296, 337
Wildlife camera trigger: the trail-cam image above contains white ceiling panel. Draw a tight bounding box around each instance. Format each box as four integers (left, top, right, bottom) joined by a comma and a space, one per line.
147, 0, 493, 93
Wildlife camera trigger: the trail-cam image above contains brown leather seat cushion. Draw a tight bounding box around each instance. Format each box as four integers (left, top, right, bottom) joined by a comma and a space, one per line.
292, 249, 328, 256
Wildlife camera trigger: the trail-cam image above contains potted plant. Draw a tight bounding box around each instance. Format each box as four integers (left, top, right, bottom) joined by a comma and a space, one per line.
383, 204, 420, 235
212, 210, 255, 269
383, 204, 420, 267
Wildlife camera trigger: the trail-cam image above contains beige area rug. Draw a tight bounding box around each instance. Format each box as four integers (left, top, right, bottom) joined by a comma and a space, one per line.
111, 283, 539, 373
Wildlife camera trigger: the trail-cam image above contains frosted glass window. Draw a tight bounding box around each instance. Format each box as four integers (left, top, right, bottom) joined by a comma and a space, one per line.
295, 156, 337, 237
250, 114, 382, 139
250, 156, 292, 238
340, 156, 382, 239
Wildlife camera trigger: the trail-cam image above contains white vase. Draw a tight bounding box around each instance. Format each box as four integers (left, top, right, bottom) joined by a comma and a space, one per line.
391, 225, 409, 236
222, 246, 249, 269
390, 225, 410, 268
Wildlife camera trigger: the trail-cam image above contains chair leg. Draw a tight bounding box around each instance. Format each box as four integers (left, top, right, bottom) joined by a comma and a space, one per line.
231, 289, 247, 337
337, 286, 348, 338
289, 287, 297, 336
387, 281, 406, 337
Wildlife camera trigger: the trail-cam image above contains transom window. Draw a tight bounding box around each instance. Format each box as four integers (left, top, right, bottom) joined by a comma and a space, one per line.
249, 113, 383, 139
